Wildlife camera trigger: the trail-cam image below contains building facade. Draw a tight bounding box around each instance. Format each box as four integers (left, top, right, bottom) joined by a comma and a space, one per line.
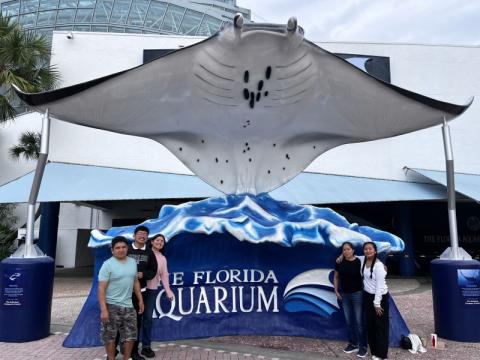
0, 0, 250, 42
0, 30, 479, 270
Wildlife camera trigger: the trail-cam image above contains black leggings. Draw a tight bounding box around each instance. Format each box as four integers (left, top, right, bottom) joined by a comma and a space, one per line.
363, 291, 389, 359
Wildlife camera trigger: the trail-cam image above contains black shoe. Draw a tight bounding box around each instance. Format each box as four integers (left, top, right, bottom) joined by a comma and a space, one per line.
131, 353, 146, 360
141, 347, 156, 358
114, 348, 119, 358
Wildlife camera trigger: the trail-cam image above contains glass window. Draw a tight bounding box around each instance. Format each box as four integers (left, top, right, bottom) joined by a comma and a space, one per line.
55, 24, 73, 29
58, 0, 77, 8
74, 25, 91, 30
144, 1, 166, 29
1, 1, 20, 16
197, 15, 221, 36
91, 25, 108, 31
37, 10, 57, 25
126, 0, 148, 27
39, 0, 58, 10
125, 27, 141, 33
18, 13, 37, 27
108, 26, 124, 32
93, 0, 113, 22
35, 26, 54, 36
78, 0, 95, 7
56, 8, 76, 23
75, 8, 94, 22
110, 0, 131, 24
161, 4, 184, 33
179, 9, 202, 35
20, 0, 39, 12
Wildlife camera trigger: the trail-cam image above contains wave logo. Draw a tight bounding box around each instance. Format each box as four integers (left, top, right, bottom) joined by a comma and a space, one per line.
283, 269, 340, 317
9, 272, 21, 281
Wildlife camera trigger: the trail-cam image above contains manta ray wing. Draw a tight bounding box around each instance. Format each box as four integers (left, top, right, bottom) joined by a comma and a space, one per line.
15, 22, 472, 195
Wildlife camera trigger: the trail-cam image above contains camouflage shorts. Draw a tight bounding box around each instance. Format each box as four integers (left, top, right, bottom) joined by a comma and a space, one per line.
101, 304, 137, 344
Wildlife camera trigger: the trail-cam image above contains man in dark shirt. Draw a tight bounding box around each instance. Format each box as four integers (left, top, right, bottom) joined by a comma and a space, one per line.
117, 225, 157, 360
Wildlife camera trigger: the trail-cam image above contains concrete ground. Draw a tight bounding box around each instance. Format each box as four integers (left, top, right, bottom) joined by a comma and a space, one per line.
1, 267, 479, 359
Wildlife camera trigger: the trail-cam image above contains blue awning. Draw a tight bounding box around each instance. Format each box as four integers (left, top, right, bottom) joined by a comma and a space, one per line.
407, 168, 480, 202
0, 162, 447, 204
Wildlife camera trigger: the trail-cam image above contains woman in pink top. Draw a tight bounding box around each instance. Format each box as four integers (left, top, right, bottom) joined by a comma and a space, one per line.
140, 234, 174, 357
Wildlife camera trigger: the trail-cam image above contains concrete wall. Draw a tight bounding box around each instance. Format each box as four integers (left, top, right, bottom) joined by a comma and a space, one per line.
310, 41, 479, 180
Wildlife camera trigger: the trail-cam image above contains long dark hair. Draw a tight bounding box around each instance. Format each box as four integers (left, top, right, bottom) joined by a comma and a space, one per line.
340, 241, 354, 260
361, 241, 377, 279
151, 233, 166, 254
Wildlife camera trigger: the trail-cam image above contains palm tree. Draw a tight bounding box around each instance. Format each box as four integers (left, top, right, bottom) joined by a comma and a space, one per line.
0, 14, 60, 123
9, 131, 40, 160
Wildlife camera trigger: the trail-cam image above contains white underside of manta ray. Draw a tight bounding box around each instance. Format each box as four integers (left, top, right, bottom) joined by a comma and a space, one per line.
16, 17, 472, 195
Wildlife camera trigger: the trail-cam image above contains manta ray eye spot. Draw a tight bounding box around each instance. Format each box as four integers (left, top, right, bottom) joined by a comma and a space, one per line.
256, 92, 261, 102
243, 88, 249, 100
273, 143, 276, 147
243, 125, 247, 128
215, 158, 219, 163
268, 170, 271, 174
244, 71, 249, 83
264, 91, 269, 97
249, 97, 255, 109
226, 160, 229, 163
245, 142, 248, 146
179, 147, 182, 151
286, 154, 290, 159
249, 158, 252, 162
201, 139, 205, 144
266, 66, 272, 79
258, 80, 264, 91
220, 180, 224, 184
243, 150, 246, 153
247, 147, 250, 151
197, 158, 200, 162
282, 167, 286, 170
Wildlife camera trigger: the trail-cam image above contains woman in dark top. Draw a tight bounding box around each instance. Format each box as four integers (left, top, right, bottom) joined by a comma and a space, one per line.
334, 241, 367, 358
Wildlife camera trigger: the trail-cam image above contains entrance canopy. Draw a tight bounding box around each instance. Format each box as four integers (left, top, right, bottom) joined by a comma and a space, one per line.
15, 21, 472, 195
0, 162, 447, 204
407, 167, 480, 202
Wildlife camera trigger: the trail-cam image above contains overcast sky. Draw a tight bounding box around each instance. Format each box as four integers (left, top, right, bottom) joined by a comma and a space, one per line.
237, 0, 480, 45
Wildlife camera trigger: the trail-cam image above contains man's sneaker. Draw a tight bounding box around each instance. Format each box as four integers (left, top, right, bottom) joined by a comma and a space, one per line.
131, 353, 146, 360
141, 347, 155, 358
356, 347, 367, 358
343, 344, 359, 353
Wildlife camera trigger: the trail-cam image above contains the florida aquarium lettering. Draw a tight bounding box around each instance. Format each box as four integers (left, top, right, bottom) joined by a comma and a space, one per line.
153, 269, 279, 321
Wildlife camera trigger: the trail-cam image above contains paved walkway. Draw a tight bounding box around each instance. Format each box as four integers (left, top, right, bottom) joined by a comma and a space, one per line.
1, 269, 479, 359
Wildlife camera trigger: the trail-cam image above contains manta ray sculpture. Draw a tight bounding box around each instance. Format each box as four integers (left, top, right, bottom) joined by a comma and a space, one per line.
16, 16, 472, 195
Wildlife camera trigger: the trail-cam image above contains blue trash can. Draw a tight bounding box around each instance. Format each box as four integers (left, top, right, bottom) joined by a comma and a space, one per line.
431, 259, 480, 342
0, 256, 55, 342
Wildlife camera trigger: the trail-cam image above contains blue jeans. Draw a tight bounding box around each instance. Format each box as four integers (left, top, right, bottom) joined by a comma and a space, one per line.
141, 288, 159, 348
342, 290, 367, 349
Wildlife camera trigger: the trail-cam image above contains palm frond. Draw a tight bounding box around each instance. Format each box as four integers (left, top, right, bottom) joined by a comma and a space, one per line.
9, 131, 41, 160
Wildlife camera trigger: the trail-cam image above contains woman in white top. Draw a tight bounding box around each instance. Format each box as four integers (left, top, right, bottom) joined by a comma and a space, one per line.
140, 234, 174, 358
361, 241, 389, 360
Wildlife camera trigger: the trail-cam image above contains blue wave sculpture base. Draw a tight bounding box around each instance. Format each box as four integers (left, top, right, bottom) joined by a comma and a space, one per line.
64, 195, 408, 348
90, 193, 404, 253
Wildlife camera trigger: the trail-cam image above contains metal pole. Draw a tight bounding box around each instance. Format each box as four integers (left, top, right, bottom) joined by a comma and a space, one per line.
25, 109, 50, 258
441, 117, 460, 260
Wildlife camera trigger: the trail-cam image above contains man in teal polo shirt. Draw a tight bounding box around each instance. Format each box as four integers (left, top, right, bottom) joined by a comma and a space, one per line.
98, 236, 144, 360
